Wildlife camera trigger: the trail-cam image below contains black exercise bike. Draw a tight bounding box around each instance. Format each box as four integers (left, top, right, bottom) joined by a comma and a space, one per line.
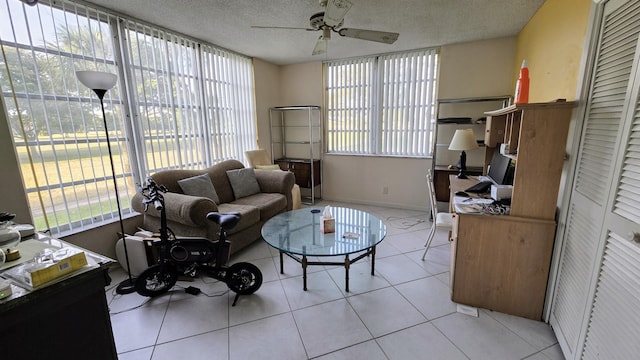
134, 177, 262, 306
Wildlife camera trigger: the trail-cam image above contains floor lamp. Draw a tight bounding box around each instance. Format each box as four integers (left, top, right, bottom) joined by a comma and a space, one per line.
77, 70, 136, 294
448, 128, 479, 179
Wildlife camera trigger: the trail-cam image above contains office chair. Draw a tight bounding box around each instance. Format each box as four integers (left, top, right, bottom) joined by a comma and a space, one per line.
421, 172, 454, 261
245, 149, 302, 210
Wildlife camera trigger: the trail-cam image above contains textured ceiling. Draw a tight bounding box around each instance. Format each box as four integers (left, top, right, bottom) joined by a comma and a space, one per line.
84, 0, 545, 65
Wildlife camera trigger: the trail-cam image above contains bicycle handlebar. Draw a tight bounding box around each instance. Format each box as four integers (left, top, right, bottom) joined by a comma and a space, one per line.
139, 177, 168, 212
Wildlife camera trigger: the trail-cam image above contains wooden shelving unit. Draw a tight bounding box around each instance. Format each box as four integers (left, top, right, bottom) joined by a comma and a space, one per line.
450, 101, 576, 320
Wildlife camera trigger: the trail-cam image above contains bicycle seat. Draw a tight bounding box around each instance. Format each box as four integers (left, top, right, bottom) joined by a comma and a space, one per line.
206, 212, 241, 230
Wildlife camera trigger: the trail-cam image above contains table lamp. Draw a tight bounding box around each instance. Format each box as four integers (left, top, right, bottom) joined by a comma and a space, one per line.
448, 129, 479, 179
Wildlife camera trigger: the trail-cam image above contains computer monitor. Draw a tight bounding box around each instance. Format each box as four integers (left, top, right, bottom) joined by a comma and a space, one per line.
487, 150, 513, 185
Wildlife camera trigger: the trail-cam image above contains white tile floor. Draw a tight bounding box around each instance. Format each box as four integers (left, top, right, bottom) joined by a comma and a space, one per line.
107, 201, 565, 360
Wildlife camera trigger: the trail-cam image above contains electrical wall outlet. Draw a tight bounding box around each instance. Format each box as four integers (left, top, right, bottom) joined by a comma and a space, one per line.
383, 186, 389, 194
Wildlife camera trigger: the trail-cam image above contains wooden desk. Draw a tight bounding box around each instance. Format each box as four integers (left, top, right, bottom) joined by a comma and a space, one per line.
449, 176, 556, 320
0, 234, 117, 359
433, 165, 483, 202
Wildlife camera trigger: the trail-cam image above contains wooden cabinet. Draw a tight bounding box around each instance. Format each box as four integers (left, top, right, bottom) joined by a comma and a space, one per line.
484, 102, 575, 219
270, 106, 322, 204
450, 101, 576, 320
451, 211, 557, 320
0, 235, 116, 359
275, 158, 321, 188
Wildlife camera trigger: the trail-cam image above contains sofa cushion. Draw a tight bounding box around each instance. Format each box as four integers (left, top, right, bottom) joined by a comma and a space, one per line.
177, 173, 220, 204
226, 168, 261, 199
232, 193, 287, 221
216, 203, 261, 234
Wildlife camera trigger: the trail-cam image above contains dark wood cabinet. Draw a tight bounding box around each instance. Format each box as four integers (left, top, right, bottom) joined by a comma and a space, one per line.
275, 158, 321, 189
0, 235, 116, 359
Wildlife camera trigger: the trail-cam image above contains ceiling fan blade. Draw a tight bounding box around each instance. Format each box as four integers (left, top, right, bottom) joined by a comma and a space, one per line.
251, 26, 315, 31
323, 0, 353, 27
338, 28, 399, 44
312, 36, 327, 56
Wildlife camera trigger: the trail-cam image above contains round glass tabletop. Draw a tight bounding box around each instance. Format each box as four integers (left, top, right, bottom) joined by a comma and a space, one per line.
261, 207, 387, 256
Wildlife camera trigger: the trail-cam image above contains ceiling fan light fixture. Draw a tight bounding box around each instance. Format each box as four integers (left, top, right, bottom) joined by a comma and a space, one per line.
312, 36, 327, 56
322, 27, 331, 40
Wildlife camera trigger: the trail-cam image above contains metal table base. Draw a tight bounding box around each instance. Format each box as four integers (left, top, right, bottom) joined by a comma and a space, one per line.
279, 246, 376, 292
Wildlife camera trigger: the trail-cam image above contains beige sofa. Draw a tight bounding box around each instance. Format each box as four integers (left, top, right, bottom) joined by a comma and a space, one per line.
131, 159, 295, 256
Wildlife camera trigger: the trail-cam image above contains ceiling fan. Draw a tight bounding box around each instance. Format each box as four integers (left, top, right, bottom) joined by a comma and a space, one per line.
251, 0, 399, 56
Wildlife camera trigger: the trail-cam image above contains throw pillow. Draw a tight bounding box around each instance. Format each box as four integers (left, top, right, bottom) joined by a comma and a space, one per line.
255, 164, 282, 171
177, 173, 220, 204
226, 168, 261, 199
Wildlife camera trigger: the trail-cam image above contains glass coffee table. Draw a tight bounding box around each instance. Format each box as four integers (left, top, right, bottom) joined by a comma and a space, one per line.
261, 207, 386, 292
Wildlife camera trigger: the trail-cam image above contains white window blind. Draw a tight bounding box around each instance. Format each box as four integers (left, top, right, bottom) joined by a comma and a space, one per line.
0, 0, 256, 236
200, 44, 256, 163
0, 0, 129, 234
121, 20, 256, 177
325, 48, 438, 156
326, 58, 375, 153
121, 21, 207, 174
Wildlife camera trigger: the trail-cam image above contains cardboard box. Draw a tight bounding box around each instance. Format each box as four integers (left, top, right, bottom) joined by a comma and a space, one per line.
320, 216, 335, 234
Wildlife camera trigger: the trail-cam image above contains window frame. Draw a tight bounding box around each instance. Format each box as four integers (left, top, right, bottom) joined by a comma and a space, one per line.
325, 48, 439, 157
0, 0, 256, 236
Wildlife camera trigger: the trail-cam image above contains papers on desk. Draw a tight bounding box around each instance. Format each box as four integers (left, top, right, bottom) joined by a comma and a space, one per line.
453, 196, 494, 213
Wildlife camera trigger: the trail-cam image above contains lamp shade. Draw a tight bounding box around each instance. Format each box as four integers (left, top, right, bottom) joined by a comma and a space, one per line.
76, 71, 117, 91
448, 129, 479, 151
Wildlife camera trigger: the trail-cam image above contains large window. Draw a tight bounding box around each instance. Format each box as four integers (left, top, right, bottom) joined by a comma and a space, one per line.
0, 0, 256, 235
325, 49, 438, 156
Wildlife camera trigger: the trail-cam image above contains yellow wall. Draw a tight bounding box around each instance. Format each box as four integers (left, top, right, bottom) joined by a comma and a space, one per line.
439, 37, 516, 99
513, 0, 591, 102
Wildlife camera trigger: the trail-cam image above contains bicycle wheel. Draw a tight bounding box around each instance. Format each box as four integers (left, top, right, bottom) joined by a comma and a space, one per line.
226, 262, 262, 295
135, 263, 178, 297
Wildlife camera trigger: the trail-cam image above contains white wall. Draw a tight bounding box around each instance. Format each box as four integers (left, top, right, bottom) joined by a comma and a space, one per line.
253, 58, 282, 155
280, 62, 323, 105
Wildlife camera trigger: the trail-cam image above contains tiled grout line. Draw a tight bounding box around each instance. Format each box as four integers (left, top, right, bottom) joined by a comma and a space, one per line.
111, 207, 448, 359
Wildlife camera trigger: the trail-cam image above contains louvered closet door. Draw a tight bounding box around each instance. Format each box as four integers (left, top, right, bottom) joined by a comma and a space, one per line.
549, 1, 640, 359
